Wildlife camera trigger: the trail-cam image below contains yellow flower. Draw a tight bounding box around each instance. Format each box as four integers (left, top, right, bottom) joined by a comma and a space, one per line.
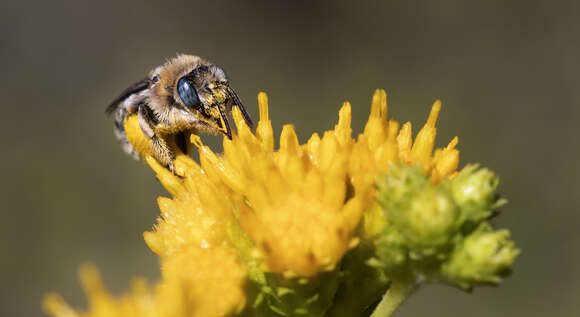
195, 93, 365, 277
44, 89, 460, 317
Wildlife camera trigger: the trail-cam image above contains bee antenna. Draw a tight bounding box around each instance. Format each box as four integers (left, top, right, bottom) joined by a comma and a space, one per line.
227, 87, 254, 128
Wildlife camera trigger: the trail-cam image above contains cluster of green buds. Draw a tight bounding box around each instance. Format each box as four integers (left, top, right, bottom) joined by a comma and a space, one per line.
372, 164, 519, 290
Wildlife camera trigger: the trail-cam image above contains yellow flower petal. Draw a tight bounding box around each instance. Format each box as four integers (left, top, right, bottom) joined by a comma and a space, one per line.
411, 100, 441, 169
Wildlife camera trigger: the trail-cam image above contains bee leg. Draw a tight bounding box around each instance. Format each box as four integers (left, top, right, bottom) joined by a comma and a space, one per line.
138, 104, 176, 172
174, 131, 189, 155
151, 135, 175, 173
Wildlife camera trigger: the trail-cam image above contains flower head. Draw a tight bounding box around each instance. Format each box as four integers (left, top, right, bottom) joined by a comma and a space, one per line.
197, 93, 366, 277
44, 89, 517, 317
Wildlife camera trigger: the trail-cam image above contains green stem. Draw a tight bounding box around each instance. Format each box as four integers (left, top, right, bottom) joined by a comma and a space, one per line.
370, 275, 418, 317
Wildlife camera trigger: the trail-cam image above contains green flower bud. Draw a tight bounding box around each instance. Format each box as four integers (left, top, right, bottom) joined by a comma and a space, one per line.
372, 228, 408, 271
451, 165, 503, 223
402, 187, 459, 255
441, 223, 520, 289
375, 165, 429, 214
376, 164, 460, 257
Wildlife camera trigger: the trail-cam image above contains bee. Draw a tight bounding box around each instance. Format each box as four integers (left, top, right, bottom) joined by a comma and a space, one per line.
105, 54, 253, 172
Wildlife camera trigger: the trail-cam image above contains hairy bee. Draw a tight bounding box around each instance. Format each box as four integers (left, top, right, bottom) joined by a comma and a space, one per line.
106, 54, 253, 172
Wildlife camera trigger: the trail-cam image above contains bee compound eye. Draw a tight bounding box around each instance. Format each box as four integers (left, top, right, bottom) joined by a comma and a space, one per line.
177, 77, 200, 109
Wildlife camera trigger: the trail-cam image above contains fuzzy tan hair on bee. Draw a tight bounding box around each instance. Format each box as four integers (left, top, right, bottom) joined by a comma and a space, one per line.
106, 54, 253, 173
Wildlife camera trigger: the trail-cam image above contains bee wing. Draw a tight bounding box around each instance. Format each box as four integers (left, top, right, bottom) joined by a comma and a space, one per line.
105, 78, 151, 114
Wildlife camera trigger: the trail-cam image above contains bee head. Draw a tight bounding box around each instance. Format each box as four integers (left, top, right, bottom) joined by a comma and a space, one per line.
176, 65, 226, 113
146, 55, 253, 140
175, 64, 253, 139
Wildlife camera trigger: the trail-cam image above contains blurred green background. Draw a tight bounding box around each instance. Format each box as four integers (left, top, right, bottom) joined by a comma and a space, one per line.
1, 0, 579, 316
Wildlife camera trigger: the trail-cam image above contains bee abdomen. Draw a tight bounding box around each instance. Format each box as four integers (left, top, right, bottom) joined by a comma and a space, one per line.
113, 106, 140, 160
